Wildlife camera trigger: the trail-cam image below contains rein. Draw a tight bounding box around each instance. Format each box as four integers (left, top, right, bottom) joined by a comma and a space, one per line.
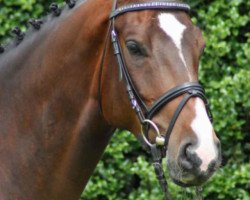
99, 1, 213, 199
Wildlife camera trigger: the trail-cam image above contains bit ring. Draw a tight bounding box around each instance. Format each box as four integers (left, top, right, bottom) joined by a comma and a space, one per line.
141, 119, 164, 146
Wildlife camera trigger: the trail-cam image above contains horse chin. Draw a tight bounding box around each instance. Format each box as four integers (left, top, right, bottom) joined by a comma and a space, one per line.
167, 160, 212, 187
171, 176, 208, 187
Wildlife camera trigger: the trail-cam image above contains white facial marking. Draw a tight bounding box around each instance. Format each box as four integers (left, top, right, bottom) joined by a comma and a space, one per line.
158, 13, 191, 80
191, 99, 217, 172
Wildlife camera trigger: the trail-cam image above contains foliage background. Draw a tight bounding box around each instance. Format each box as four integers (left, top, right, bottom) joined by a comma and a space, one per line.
0, 0, 249, 199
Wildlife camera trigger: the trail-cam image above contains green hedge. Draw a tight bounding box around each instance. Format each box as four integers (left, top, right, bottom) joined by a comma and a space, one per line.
0, 0, 249, 199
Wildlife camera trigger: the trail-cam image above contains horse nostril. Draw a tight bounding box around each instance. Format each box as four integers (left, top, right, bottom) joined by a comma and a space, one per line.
178, 142, 201, 171
178, 143, 193, 170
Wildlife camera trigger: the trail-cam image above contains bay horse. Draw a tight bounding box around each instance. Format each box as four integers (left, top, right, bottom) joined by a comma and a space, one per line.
0, 0, 221, 199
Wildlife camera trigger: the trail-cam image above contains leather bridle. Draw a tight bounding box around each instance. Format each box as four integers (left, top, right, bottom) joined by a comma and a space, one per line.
99, 1, 213, 199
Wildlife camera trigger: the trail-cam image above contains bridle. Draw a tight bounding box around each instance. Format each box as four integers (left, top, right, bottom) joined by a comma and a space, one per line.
99, 1, 213, 199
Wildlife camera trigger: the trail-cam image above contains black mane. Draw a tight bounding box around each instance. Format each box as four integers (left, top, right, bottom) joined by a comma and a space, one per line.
0, 0, 78, 57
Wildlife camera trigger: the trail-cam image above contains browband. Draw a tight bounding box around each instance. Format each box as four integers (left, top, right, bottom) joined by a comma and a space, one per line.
110, 2, 190, 19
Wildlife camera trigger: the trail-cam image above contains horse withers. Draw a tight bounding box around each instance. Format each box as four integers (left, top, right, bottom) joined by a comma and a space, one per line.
0, 0, 221, 199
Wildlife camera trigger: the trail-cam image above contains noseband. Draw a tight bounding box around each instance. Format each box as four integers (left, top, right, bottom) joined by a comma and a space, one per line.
102, 1, 213, 199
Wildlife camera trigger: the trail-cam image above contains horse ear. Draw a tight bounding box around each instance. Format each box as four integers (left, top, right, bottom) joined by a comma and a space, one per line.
0, 45, 4, 53
11, 27, 25, 44
49, 3, 61, 16
65, 0, 76, 8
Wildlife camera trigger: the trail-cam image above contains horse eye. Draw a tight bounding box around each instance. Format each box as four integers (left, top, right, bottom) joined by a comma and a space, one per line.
126, 41, 145, 56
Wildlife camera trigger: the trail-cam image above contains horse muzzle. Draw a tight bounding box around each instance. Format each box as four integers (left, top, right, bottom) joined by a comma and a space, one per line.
167, 137, 221, 187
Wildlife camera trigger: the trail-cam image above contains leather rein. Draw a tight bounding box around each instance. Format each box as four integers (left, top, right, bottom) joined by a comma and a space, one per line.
99, 1, 213, 199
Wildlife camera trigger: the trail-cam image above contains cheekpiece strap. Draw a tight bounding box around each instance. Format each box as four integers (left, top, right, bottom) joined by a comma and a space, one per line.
110, 2, 190, 19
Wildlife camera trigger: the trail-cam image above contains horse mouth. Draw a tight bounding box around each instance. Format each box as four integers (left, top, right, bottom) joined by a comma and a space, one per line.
172, 178, 197, 187
167, 161, 215, 187
171, 174, 209, 187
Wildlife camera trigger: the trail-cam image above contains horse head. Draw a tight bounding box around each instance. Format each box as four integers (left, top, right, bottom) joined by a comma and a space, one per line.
0, 0, 222, 199
101, 0, 221, 188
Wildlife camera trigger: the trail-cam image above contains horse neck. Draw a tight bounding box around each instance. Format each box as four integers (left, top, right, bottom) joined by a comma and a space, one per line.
0, 1, 115, 199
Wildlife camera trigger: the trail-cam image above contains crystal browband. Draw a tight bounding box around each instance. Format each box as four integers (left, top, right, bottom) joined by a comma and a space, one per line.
110, 2, 190, 19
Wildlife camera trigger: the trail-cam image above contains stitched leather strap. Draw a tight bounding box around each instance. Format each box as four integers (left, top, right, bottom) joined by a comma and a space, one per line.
146, 82, 207, 119
110, 2, 190, 19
